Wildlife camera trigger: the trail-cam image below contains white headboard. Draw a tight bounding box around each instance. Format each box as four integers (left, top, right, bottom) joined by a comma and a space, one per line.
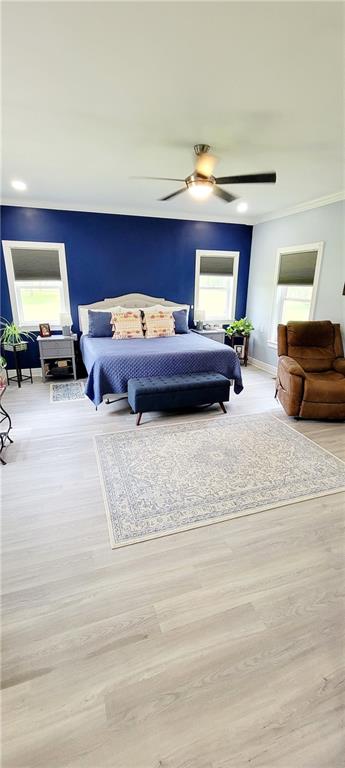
78, 293, 189, 334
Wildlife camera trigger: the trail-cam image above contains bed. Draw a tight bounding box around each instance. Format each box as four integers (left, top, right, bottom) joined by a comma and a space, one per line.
78, 294, 243, 406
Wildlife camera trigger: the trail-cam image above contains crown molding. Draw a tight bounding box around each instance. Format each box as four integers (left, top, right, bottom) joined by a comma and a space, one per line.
2, 190, 343, 228
254, 191, 345, 224
0, 198, 254, 227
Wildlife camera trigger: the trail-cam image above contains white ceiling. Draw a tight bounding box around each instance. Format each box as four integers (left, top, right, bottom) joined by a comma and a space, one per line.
2, 1, 344, 223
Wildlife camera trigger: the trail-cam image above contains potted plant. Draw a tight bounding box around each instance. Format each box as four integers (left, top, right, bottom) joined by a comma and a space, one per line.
225, 317, 254, 367
226, 318, 254, 338
0, 318, 35, 352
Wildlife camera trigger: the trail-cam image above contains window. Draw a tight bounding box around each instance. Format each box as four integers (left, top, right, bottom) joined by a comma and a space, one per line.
269, 242, 323, 345
2, 241, 71, 330
195, 250, 239, 323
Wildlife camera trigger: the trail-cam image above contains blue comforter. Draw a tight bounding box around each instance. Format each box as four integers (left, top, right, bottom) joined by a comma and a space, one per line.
81, 332, 243, 406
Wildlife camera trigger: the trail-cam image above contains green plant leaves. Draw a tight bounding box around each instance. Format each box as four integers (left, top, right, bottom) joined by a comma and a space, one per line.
225, 317, 254, 336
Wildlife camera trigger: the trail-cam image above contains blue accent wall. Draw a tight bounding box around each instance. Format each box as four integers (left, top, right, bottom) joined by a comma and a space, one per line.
0, 205, 252, 366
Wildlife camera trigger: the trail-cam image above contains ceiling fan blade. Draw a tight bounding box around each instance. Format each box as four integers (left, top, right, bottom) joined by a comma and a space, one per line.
215, 172, 277, 185
159, 186, 187, 202
131, 176, 185, 181
213, 186, 238, 203
195, 153, 217, 177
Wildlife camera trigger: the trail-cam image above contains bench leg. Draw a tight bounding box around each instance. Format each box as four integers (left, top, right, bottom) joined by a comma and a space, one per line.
136, 412, 143, 426
219, 402, 227, 414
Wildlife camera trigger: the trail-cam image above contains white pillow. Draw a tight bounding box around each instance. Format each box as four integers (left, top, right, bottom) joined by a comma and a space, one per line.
148, 304, 190, 315
111, 308, 145, 340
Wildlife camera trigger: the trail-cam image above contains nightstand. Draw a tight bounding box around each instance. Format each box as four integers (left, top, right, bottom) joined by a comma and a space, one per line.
37, 334, 77, 382
192, 328, 225, 344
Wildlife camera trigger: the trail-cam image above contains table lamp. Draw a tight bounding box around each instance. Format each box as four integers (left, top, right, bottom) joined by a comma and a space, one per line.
194, 309, 205, 330
60, 312, 72, 336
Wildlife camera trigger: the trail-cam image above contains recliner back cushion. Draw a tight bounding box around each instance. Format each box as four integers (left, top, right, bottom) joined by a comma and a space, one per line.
287, 321, 334, 347
287, 321, 336, 372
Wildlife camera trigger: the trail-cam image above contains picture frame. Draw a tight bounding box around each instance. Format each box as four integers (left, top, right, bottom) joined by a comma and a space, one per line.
235, 344, 245, 359
39, 323, 51, 337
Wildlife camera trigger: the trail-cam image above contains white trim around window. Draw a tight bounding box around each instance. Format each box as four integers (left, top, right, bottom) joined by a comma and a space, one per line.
2, 240, 71, 331
194, 249, 240, 324
268, 241, 324, 347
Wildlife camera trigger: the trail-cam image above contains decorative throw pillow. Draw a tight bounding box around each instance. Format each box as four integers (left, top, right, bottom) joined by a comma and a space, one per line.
88, 310, 113, 338
173, 309, 189, 334
111, 308, 144, 340
143, 309, 175, 338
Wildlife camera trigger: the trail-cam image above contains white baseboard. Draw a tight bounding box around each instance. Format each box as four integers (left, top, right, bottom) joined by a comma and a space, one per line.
248, 356, 277, 376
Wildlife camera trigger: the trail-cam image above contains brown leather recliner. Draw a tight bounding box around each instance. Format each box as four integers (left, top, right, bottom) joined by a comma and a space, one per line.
276, 321, 345, 420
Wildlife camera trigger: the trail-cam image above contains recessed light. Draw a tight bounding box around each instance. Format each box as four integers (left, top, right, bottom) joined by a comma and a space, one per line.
237, 201, 248, 213
11, 179, 27, 191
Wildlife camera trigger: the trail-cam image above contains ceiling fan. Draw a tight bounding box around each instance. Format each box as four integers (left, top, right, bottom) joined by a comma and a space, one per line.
136, 144, 276, 203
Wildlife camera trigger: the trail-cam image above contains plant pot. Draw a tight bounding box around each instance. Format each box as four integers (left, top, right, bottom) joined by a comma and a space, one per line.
3, 342, 28, 352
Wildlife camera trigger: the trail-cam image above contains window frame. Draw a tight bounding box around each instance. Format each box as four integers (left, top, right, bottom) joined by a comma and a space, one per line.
268, 241, 324, 348
194, 249, 240, 324
2, 240, 71, 331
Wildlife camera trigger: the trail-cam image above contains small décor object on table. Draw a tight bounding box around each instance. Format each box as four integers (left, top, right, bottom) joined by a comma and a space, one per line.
0, 319, 34, 387
60, 313, 73, 337
225, 317, 254, 367
39, 323, 51, 337
194, 309, 206, 331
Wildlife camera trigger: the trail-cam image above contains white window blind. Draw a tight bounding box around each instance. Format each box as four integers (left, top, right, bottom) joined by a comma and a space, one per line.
11, 248, 61, 280
277, 250, 318, 286
200, 255, 234, 276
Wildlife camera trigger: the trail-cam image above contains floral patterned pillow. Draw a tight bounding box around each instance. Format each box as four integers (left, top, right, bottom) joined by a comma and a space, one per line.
143, 309, 175, 338
111, 308, 144, 340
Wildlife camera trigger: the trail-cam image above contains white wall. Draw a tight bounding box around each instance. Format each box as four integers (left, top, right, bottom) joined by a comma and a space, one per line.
246, 200, 345, 367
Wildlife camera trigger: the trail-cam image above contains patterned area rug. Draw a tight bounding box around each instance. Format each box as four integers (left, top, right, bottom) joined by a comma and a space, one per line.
50, 381, 86, 402
94, 414, 345, 548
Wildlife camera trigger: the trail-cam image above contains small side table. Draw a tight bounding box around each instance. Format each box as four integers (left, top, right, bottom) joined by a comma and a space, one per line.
0, 385, 13, 465
4, 343, 33, 388
226, 334, 250, 366
192, 328, 225, 344
37, 334, 78, 381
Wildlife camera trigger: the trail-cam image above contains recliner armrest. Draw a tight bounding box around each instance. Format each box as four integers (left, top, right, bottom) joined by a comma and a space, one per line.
279, 356, 305, 378
333, 358, 345, 375
277, 356, 305, 417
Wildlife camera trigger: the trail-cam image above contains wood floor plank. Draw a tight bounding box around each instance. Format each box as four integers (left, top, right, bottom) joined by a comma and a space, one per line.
1, 365, 344, 768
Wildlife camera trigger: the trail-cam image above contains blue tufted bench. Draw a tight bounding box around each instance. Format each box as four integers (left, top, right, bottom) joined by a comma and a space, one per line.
127, 372, 231, 425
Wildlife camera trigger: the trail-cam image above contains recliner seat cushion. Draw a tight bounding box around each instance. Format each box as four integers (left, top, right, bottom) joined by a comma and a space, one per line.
304, 371, 345, 404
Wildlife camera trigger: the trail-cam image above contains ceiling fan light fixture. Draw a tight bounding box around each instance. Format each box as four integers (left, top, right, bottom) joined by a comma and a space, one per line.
188, 179, 213, 200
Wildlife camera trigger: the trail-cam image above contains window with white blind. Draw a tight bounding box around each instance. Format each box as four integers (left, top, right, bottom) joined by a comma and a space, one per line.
269, 242, 323, 345
194, 250, 239, 323
2, 241, 71, 330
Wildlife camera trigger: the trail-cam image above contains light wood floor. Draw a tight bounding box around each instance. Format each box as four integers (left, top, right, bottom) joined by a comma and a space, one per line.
1, 365, 344, 768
